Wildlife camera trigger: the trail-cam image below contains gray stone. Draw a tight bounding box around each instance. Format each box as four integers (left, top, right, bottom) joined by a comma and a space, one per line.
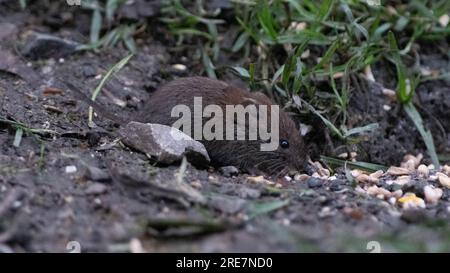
85, 165, 110, 182
118, 122, 210, 168
21, 32, 81, 60
0, 23, 18, 42
85, 183, 108, 195
307, 177, 323, 188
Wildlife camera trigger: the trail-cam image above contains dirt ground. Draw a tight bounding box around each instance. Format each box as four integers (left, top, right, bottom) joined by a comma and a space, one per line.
0, 2, 450, 252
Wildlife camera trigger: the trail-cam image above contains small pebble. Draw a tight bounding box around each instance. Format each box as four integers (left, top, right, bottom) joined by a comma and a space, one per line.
85, 183, 107, 195
282, 218, 291, 226
85, 165, 110, 181
330, 180, 343, 191
394, 175, 410, 185
307, 177, 323, 188
12, 200, 22, 208
439, 14, 450, 27
65, 165, 77, 174
172, 64, 187, 71
218, 166, 239, 177
370, 170, 384, 179
190, 180, 202, 189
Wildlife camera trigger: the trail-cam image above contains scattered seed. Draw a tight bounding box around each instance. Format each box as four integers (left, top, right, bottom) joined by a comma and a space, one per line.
401, 154, 422, 171
417, 164, 429, 178
437, 172, 450, 189
398, 193, 426, 210
401, 159, 416, 171
351, 169, 364, 177
172, 64, 187, 71
424, 185, 442, 205
190, 180, 202, 189
208, 175, 219, 184
370, 170, 384, 180
247, 176, 274, 185
294, 173, 309, 181
382, 88, 396, 100
43, 104, 63, 113
387, 166, 411, 176
355, 174, 371, 183
394, 175, 410, 185
442, 165, 450, 176
367, 185, 392, 198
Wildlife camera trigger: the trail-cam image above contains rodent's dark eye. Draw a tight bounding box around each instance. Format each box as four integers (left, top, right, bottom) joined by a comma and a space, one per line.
280, 139, 289, 149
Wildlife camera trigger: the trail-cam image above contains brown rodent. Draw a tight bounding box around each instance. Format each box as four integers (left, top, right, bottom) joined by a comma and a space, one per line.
64, 77, 307, 175
137, 77, 307, 175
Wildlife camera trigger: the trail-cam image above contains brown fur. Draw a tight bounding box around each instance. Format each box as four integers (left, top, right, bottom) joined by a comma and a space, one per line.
137, 77, 307, 175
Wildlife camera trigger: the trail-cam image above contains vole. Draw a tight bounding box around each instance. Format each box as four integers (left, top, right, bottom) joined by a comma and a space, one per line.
64, 77, 307, 175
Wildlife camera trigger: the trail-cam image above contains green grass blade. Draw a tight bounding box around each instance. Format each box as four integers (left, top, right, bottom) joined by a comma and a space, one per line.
88, 53, 133, 127
202, 50, 217, 79
90, 7, 103, 44
19, 0, 26, 9
344, 123, 379, 138
320, 156, 387, 172
403, 102, 440, 168
231, 66, 250, 78
13, 128, 23, 147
